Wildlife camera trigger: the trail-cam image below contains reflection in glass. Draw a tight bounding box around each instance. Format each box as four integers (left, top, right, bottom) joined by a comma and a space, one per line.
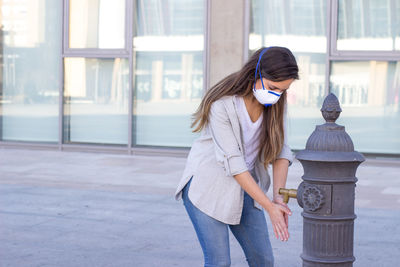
337, 0, 400, 51
69, 0, 125, 49
64, 58, 129, 144
250, 0, 327, 149
331, 61, 400, 153
134, 0, 204, 147
0, 0, 61, 142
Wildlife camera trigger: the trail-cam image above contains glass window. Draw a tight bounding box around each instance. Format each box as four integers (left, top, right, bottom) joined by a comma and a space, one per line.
69, 0, 126, 49
133, 0, 204, 147
136, 0, 204, 36
64, 58, 129, 144
337, 0, 400, 51
330, 61, 400, 154
250, 0, 327, 150
0, 0, 61, 142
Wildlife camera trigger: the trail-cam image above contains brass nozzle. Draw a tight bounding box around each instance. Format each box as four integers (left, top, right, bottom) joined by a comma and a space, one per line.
279, 188, 298, 204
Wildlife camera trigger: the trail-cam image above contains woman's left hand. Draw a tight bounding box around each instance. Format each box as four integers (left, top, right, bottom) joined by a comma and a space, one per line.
273, 195, 291, 227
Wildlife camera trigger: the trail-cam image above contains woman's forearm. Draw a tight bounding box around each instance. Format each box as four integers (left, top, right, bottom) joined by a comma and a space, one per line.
233, 171, 273, 212
234, 169, 291, 241
272, 158, 290, 200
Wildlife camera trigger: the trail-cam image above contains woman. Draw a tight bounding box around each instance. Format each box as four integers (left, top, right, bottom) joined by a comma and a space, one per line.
175, 46, 299, 267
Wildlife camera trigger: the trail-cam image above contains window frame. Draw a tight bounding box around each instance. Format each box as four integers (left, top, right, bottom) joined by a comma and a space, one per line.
63, 0, 131, 57
245, 0, 400, 156
61, 0, 134, 149
329, 0, 400, 60
59, 0, 208, 152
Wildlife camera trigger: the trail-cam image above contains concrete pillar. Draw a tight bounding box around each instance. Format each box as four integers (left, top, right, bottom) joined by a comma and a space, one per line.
208, 0, 247, 87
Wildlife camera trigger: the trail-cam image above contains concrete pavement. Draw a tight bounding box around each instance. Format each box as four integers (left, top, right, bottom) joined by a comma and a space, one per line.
0, 148, 399, 267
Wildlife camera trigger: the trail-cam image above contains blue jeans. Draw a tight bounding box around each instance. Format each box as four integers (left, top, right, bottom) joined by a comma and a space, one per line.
182, 179, 274, 267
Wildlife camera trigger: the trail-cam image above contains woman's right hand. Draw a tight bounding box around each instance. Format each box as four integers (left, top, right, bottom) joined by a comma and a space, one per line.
231, 171, 292, 241
266, 203, 292, 241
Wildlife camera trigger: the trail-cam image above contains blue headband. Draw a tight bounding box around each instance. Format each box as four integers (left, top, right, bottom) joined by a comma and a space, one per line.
253, 47, 270, 91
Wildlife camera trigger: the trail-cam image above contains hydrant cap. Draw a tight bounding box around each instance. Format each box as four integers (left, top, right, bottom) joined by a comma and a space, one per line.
320, 93, 342, 123
296, 93, 365, 163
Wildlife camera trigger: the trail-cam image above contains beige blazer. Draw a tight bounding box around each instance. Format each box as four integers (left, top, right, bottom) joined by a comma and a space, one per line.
175, 95, 293, 225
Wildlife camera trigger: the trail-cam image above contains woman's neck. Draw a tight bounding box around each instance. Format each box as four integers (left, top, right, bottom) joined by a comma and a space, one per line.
243, 94, 264, 123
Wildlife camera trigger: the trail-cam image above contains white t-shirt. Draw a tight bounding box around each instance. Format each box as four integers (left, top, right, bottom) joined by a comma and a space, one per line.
235, 96, 263, 171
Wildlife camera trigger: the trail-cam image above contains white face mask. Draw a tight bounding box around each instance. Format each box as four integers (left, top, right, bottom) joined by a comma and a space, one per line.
253, 88, 282, 107
252, 47, 282, 107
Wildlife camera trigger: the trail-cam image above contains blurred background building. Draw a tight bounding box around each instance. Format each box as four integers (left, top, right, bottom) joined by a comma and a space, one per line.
0, 0, 398, 156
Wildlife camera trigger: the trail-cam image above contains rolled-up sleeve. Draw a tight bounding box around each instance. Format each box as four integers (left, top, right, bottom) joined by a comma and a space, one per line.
278, 143, 294, 165
277, 113, 294, 165
209, 101, 248, 176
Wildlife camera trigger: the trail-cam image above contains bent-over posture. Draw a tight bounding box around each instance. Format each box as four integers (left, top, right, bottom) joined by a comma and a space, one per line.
175, 46, 299, 267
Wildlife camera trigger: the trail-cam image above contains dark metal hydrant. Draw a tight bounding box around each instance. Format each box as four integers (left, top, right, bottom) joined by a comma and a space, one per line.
279, 93, 365, 267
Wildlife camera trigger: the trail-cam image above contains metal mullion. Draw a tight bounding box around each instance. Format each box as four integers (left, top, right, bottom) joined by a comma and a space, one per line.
332, 50, 400, 58
59, 0, 67, 149
63, 0, 70, 55
64, 48, 129, 55
390, 0, 397, 49
0, 94, 2, 140
127, 0, 134, 153
330, 0, 339, 56
62, 0, 71, 148
131, 0, 139, 152
0, 140, 190, 157
204, 0, 211, 91
329, 54, 400, 61
0, 141, 59, 150
131, 146, 189, 157
63, 49, 129, 58
124, 0, 131, 55
243, 0, 250, 63
61, 143, 129, 153
325, 0, 334, 95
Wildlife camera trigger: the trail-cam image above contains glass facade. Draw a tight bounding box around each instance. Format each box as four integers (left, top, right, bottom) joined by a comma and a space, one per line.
64, 58, 129, 144
69, 0, 126, 49
331, 61, 400, 153
134, 0, 204, 147
0, 0, 204, 149
337, 0, 400, 51
0, 0, 398, 156
0, 0, 62, 142
250, 0, 400, 154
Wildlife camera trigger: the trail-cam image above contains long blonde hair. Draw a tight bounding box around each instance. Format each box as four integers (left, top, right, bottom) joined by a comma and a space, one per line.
192, 47, 299, 167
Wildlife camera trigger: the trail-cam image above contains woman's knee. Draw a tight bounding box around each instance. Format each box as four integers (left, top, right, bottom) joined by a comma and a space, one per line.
260, 254, 274, 267
203, 242, 231, 267
247, 253, 274, 267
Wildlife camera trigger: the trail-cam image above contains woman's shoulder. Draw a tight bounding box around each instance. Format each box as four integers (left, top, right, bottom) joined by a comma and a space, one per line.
209, 95, 238, 122
211, 95, 235, 109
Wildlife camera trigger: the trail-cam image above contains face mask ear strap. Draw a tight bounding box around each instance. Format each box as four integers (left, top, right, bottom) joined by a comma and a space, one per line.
254, 47, 270, 91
